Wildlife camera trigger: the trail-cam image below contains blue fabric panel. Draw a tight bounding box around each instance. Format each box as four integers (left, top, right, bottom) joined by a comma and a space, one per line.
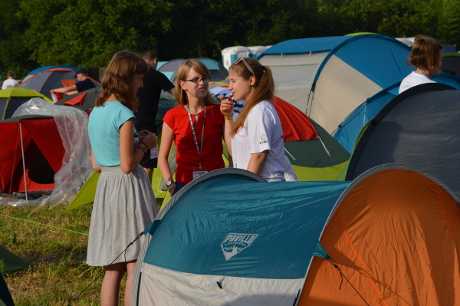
443, 46, 456, 53
197, 58, 219, 70
311, 34, 410, 91
143, 177, 349, 279
334, 73, 460, 154
333, 36, 411, 89
156, 61, 167, 69
334, 83, 399, 153
432, 73, 460, 89
313, 242, 328, 258
259, 36, 351, 57
144, 220, 161, 235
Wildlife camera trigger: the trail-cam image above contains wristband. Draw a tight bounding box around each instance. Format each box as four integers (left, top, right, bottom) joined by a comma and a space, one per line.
139, 141, 149, 151
224, 115, 233, 120
136, 146, 146, 154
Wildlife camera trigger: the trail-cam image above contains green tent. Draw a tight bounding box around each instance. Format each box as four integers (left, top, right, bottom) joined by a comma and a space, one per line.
285, 118, 350, 181
0, 88, 53, 120
0, 245, 31, 273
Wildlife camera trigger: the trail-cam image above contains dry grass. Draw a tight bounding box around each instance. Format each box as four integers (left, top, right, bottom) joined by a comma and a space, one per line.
0, 203, 115, 306
0, 170, 167, 306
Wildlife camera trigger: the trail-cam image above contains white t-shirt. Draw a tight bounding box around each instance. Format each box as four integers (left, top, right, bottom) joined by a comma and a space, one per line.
1, 78, 19, 89
399, 71, 436, 94
232, 100, 296, 182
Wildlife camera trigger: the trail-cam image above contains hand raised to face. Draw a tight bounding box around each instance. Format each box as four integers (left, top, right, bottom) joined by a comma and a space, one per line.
220, 95, 234, 117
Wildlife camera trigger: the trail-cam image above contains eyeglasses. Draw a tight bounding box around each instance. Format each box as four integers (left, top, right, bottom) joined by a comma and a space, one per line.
234, 58, 255, 76
185, 76, 211, 83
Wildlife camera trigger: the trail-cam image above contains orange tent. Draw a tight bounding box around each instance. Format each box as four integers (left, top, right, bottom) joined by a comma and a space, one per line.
299, 164, 460, 305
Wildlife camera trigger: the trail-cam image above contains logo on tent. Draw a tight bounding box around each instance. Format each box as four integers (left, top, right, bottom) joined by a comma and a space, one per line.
221, 233, 258, 261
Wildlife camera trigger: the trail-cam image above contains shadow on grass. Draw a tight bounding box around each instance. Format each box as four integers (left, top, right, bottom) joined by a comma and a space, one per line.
23, 245, 88, 267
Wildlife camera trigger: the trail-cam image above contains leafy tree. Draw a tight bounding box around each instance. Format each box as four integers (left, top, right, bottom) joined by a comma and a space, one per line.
0, 0, 36, 79
18, 0, 174, 67
437, 0, 460, 48
339, 0, 432, 37
5, 0, 456, 76
155, 0, 309, 60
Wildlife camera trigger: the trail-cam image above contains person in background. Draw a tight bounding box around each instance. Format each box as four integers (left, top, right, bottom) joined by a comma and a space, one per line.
2, 70, 19, 89
134, 51, 176, 184
51, 67, 95, 95
87, 51, 158, 306
158, 59, 228, 195
220, 57, 297, 182
399, 35, 443, 94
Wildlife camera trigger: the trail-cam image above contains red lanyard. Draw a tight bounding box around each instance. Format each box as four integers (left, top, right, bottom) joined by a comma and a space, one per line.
185, 105, 206, 168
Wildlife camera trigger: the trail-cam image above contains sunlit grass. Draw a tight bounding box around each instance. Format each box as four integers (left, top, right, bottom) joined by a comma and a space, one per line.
0, 204, 111, 306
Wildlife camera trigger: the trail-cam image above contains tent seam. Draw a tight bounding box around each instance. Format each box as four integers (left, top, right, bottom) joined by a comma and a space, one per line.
339, 206, 389, 305
438, 184, 457, 243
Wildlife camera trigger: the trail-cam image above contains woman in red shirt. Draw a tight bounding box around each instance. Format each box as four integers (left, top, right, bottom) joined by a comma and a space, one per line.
159, 59, 229, 195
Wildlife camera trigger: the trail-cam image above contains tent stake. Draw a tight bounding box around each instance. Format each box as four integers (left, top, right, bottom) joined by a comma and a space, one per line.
19, 123, 28, 202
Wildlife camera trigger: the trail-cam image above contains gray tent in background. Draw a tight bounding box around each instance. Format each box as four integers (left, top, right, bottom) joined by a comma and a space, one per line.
158, 58, 228, 84
346, 83, 460, 199
441, 53, 460, 76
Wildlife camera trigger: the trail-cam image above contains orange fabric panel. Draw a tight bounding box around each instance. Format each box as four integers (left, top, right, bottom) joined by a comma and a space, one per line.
61, 79, 76, 87
64, 92, 87, 106
300, 169, 460, 306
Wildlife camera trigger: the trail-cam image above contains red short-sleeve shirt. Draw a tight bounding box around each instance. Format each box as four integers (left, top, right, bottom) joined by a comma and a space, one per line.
163, 104, 225, 184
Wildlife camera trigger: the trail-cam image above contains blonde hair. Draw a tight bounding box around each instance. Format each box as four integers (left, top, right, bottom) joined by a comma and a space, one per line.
175, 59, 217, 106
230, 57, 275, 134
95, 50, 149, 111
408, 35, 443, 76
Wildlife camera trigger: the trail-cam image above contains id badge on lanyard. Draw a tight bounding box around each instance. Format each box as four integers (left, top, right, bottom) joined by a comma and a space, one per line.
186, 105, 208, 180
192, 167, 209, 180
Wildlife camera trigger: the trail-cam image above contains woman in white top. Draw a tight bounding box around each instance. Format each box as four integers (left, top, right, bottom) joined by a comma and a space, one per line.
1, 71, 19, 89
399, 35, 443, 94
220, 57, 296, 182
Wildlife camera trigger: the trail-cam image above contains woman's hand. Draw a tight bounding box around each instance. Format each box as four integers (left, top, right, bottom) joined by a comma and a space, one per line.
138, 130, 151, 143
167, 182, 176, 196
141, 133, 158, 150
220, 95, 234, 117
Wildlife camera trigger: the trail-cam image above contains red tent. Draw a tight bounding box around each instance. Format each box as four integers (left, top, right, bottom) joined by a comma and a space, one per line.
0, 115, 65, 193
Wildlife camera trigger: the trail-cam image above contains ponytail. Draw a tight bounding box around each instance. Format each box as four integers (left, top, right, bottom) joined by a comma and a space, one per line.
231, 58, 275, 135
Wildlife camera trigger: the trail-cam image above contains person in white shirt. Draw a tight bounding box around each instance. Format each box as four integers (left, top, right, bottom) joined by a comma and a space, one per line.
399, 35, 443, 94
220, 57, 297, 182
1, 71, 19, 89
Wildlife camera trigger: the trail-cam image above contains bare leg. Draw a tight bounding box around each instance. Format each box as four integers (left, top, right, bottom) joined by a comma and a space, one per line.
124, 260, 137, 306
101, 262, 126, 306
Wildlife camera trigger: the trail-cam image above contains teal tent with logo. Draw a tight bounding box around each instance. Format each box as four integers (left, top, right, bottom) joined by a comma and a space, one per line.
130, 165, 460, 305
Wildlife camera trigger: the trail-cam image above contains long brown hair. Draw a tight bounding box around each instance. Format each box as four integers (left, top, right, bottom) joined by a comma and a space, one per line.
231, 57, 275, 135
175, 59, 218, 106
408, 35, 443, 76
95, 50, 149, 111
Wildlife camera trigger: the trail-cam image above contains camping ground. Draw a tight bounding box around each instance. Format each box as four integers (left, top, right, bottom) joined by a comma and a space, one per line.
0, 203, 111, 305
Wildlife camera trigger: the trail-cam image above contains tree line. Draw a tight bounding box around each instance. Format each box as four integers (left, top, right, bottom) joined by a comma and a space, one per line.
1, 0, 458, 80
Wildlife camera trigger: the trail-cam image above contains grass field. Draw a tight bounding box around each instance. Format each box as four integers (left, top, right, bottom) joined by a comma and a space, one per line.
0, 203, 107, 305
0, 188, 166, 306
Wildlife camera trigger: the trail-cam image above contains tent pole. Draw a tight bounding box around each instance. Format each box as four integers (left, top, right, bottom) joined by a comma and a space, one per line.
19, 123, 28, 202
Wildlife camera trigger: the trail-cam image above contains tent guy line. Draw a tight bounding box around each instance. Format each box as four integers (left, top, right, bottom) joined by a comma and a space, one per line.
0, 213, 88, 236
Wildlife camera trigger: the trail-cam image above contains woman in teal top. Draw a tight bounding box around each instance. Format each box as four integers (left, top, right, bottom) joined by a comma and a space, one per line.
87, 51, 158, 306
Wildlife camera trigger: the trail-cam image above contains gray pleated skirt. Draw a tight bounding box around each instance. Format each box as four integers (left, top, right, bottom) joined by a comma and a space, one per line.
86, 165, 158, 266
